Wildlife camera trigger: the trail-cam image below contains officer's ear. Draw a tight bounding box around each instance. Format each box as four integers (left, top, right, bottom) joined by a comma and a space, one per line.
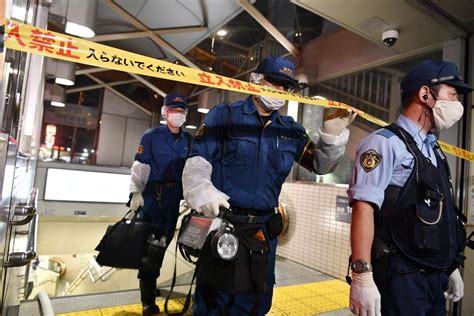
161, 105, 168, 118
417, 86, 430, 105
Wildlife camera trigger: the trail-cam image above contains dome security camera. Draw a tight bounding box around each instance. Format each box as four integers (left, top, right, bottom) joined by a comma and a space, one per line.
295, 73, 309, 89
382, 29, 398, 47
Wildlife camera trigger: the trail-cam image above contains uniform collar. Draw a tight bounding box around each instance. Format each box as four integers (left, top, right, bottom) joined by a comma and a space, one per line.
243, 96, 285, 125
396, 114, 437, 148
164, 124, 184, 139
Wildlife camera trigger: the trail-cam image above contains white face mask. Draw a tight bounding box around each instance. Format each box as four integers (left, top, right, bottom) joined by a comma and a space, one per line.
167, 112, 186, 128
432, 100, 464, 131
257, 95, 286, 111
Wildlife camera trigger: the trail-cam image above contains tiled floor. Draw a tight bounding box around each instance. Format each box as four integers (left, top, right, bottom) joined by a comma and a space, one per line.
57, 256, 351, 316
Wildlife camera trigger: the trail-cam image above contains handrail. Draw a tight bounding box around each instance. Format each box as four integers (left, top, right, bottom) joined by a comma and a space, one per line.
36, 290, 54, 316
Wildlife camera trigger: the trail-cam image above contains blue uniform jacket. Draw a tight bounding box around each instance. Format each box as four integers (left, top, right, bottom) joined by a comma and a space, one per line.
135, 125, 191, 220
189, 96, 309, 210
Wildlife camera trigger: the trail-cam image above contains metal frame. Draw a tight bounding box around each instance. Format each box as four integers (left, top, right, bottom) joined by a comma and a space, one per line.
237, 0, 299, 57
85, 74, 151, 115
103, 0, 201, 69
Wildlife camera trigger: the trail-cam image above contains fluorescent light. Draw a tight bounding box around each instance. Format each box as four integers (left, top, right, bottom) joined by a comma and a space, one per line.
55, 77, 75, 86
216, 29, 227, 36
287, 101, 299, 122
197, 108, 210, 114
51, 101, 65, 107
65, 22, 95, 38
185, 125, 197, 129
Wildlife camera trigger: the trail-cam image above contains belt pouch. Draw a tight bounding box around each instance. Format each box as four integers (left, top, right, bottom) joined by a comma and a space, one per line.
266, 212, 283, 240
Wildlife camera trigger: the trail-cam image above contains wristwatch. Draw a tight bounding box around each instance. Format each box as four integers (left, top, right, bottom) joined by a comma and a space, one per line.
351, 259, 372, 273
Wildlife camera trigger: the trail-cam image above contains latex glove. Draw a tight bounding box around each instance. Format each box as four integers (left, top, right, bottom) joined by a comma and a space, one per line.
322, 108, 357, 136
130, 191, 144, 212
199, 199, 230, 218
444, 269, 463, 302
350, 272, 381, 316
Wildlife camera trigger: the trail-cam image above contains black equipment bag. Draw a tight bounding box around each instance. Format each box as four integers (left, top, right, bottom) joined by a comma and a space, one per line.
95, 209, 155, 269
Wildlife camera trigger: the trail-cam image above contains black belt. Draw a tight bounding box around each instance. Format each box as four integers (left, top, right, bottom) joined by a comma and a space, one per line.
150, 181, 180, 187
231, 206, 274, 217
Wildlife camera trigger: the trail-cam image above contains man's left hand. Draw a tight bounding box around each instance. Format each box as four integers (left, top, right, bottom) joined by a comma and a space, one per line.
444, 269, 463, 302
322, 108, 357, 136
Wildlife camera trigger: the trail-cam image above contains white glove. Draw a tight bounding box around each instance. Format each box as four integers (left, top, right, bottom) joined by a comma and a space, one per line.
130, 192, 144, 212
322, 108, 357, 136
444, 269, 463, 302
182, 156, 230, 210
130, 161, 150, 193
350, 272, 381, 316
199, 199, 230, 218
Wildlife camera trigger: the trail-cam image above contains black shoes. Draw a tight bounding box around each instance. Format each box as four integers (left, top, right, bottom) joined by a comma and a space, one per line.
142, 303, 160, 316
140, 279, 160, 316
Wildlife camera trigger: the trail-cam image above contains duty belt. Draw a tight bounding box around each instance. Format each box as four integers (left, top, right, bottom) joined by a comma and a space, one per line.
230, 206, 274, 224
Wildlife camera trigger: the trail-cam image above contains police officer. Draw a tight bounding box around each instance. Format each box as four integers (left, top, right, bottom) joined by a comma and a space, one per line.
348, 60, 472, 315
182, 56, 356, 315
129, 93, 192, 316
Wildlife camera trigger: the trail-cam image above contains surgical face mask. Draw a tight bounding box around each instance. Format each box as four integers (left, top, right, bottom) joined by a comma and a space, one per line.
432, 100, 464, 131
167, 112, 186, 127
257, 95, 286, 111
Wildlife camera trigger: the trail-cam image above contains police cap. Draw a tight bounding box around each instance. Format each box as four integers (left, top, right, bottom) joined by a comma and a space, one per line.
164, 93, 188, 109
256, 56, 298, 90
400, 59, 473, 96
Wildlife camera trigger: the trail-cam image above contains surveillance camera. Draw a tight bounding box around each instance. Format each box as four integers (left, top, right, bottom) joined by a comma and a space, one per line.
295, 73, 309, 89
382, 29, 398, 47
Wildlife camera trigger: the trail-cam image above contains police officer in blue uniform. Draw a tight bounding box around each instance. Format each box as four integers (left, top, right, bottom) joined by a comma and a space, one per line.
348, 60, 472, 316
182, 56, 356, 315
129, 93, 192, 316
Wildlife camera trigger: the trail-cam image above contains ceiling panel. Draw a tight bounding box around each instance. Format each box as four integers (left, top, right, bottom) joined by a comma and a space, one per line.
291, 0, 465, 54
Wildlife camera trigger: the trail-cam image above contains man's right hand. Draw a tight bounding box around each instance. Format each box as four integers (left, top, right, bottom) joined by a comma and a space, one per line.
130, 192, 144, 212
199, 199, 230, 218
350, 272, 381, 316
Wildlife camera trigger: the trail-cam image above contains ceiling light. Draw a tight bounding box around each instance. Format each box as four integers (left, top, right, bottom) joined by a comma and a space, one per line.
51, 101, 66, 107
216, 29, 227, 36
55, 77, 74, 86
185, 125, 197, 129
44, 83, 66, 107
65, 0, 97, 38
197, 108, 210, 114
46, 59, 76, 86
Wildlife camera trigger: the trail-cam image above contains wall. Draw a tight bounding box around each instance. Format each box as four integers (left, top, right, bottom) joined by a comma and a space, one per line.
277, 182, 351, 280
96, 90, 150, 167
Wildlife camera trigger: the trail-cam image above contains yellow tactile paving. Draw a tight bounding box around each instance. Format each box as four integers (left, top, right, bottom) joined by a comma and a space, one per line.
58, 279, 350, 316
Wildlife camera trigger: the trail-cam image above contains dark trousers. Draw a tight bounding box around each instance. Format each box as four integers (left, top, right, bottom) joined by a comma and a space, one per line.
378, 255, 449, 316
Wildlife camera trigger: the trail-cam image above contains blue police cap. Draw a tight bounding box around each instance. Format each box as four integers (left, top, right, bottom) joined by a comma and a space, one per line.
400, 59, 473, 96
164, 93, 188, 109
256, 56, 298, 89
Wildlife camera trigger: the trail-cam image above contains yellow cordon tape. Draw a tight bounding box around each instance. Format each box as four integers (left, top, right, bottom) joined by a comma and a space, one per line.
4, 19, 474, 162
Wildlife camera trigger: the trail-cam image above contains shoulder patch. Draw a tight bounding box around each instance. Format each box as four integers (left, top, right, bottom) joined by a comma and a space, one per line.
195, 124, 207, 139
360, 149, 382, 172
137, 145, 144, 154
376, 129, 395, 139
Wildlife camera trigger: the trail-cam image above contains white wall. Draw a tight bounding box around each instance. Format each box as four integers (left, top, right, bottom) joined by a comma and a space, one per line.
96, 90, 150, 167
277, 182, 351, 280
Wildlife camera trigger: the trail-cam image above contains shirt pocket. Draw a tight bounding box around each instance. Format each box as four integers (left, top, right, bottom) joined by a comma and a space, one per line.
222, 135, 257, 166
269, 138, 297, 177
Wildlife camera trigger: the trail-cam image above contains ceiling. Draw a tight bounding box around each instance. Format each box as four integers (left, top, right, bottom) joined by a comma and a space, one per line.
60, 0, 473, 115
